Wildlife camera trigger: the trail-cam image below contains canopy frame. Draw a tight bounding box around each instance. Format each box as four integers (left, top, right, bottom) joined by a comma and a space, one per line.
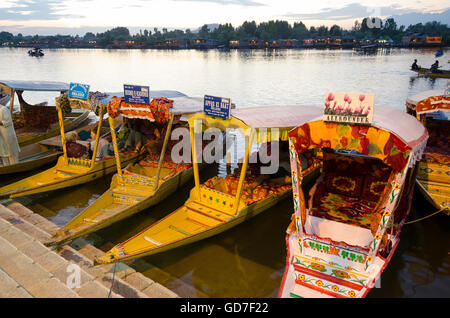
288, 118, 426, 272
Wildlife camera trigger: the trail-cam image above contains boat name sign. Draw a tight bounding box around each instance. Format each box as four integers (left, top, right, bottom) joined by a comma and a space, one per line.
124, 84, 150, 104
323, 92, 374, 125
203, 95, 231, 119
68, 82, 90, 100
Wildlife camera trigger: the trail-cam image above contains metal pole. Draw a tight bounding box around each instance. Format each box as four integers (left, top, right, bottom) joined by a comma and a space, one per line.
154, 113, 175, 190
90, 105, 104, 168
56, 101, 68, 165
190, 123, 200, 198
233, 129, 254, 215
108, 115, 122, 178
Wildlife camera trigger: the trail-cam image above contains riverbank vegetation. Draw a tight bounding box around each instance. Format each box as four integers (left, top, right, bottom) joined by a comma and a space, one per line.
1, 18, 449, 48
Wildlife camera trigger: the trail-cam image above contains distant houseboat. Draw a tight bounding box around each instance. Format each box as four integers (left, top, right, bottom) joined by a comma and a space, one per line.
402, 33, 442, 47
303, 39, 314, 48
281, 39, 299, 48
193, 38, 219, 49
341, 36, 358, 49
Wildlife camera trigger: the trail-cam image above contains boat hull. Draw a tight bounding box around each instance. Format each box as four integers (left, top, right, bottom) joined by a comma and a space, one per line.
278, 233, 399, 298
0, 153, 142, 199
95, 187, 292, 264
411, 67, 450, 79
416, 159, 450, 211
46, 166, 194, 246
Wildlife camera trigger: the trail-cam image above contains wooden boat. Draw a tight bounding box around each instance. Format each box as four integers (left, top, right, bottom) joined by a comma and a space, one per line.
0, 92, 129, 198
45, 95, 205, 246
406, 90, 449, 212
278, 106, 429, 298
94, 105, 323, 265
411, 67, 450, 79
0, 80, 89, 147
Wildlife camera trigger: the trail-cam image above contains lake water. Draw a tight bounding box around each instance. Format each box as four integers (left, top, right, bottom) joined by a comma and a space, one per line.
0, 47, 449, 298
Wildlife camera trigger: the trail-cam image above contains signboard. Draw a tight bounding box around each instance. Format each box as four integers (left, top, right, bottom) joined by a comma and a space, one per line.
445, 81, 450, 98
323, 92, 374, 125
203, 95, 231, 119
68, 82, 90, 100
124, 84, 150, 104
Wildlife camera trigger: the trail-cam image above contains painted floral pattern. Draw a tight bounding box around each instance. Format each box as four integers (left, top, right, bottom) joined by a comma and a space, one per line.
289, 120, 412, 172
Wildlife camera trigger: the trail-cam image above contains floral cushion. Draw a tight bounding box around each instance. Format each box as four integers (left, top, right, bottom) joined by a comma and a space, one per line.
203, 173, 291, 205
310, 182, 380, 230
138, 148, 192, 180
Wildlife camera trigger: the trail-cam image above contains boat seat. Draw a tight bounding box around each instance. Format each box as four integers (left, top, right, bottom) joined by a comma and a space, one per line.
308, 151, 391, 231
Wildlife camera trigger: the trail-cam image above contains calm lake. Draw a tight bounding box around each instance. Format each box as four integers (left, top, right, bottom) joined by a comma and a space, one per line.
0, 47, 449, 298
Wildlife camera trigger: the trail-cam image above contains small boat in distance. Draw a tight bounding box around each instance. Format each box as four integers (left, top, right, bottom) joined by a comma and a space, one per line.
279, 106, 429, 298
411, 67, 450, 79
28, 48, 44, 57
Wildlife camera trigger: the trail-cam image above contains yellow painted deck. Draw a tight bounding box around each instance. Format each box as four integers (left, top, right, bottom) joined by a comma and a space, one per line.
95, 183, 292, 264
416, 158, 450, 210
46, 163, 194, 246
0, 152, 142, 200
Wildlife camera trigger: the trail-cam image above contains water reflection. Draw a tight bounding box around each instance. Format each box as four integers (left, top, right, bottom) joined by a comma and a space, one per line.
0, 47, 449, 298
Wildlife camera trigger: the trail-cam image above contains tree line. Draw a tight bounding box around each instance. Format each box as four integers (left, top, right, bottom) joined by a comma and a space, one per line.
1, 18, 449, 47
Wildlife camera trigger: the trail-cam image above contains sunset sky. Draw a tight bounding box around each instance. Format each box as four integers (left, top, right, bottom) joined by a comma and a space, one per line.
0, 0, 449, 35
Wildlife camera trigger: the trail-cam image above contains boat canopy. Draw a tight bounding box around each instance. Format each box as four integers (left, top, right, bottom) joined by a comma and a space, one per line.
406, 91, 449, 115
289, 106, 428, 172
107, 94, 204, 121
0, 80, 69, 92
190, 105, 323, 142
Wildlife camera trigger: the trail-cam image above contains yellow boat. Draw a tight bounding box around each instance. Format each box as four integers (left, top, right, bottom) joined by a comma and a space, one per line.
411, 67, 450, 79
0, 92, 142, 199
45, 95, 205, 246
95, 105, 323, 265
0, 80, 89, 147
406, 90, 449, 212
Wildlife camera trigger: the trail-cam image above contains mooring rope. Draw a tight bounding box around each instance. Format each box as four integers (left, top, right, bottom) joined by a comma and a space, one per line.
108, 261, 117, 298
404, 207, 447, 225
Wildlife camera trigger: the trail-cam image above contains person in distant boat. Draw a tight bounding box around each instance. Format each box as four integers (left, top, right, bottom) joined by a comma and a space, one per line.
0, 104, 20, 166
411, 59, 419, 70
66, 131, 89, 159
430, 60, 440, 73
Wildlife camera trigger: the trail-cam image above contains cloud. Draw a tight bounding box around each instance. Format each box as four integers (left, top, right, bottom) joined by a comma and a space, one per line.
170, 0, 265, 6
284, 3, 415, 21
0, 0, 84, 20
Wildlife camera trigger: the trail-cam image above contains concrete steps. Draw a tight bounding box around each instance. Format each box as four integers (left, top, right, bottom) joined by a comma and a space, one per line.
0, 202, 179, 298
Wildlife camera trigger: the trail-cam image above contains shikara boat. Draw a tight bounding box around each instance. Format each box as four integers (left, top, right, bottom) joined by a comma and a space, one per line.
46, 95, 205, 246
94, 105, 323, 265
0, 90, 189, 199
406, 90, 449, 212
411, 67, 450, 79
278, 106, 428, 298
0, 80, 89, 146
